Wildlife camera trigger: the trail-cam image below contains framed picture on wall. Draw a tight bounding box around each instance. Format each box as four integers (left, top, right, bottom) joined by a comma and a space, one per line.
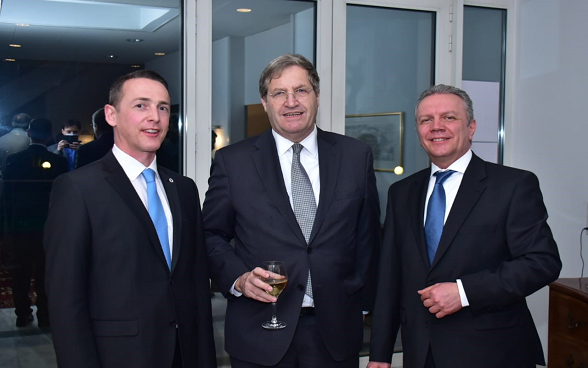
345, 112, 404, 173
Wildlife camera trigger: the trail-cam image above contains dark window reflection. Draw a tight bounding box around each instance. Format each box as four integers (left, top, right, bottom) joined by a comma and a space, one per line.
0, 1, 182, 364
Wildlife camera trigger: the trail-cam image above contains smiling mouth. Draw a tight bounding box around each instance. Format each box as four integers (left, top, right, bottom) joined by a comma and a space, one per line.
432, 138, 448, 142
144, 129, 159, 134
284, 112, 303, 117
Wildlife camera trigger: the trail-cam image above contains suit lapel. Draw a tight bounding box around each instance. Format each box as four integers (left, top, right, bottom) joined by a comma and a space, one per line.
251, 130, 307, 245
432, 154, 487, 268
310, 129, 339, 244
159, 167, 182, 272
101, 152, 170, 271
409, 169, 432, 268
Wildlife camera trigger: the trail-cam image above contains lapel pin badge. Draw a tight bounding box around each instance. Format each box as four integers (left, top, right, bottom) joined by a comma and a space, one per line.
169, 178, 174, 183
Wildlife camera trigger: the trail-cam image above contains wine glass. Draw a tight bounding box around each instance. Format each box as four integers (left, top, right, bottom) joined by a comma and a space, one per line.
261, 261, 288, 330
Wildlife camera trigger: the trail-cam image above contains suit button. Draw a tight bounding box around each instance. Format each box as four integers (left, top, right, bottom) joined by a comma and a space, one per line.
307, 247, 312, 254
169, 279, 174, 285
170, 319, 176, 326
297, 284, 304, 291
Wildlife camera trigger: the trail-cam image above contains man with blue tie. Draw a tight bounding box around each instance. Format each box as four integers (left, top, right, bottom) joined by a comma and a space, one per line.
368, 84, 561, 368
44, 70, 216, 368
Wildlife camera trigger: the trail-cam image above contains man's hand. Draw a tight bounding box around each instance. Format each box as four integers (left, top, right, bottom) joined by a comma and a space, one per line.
235, 267, 276, 303
418, 282, 462, 318
68, 141, 81, 150
367, 362, 391, 368
57, 140, 69, 152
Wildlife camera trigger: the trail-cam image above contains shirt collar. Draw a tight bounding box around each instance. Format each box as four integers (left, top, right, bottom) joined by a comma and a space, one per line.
430, 149, 472, 177
272, 126, 318, 157
112, 144, 158, 182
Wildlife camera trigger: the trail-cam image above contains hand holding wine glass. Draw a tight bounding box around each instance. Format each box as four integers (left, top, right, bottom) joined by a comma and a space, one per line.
262, 261, 288, 330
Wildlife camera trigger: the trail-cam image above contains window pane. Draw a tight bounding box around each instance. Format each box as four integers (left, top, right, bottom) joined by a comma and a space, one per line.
0, 0, 183, 363
346, 4, 435, 224
463, 6, 507, 164
211, 0, 316, 150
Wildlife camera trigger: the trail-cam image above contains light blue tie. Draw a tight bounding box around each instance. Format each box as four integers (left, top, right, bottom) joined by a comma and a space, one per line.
142, 168, 172, 270
424, 170, 455, 265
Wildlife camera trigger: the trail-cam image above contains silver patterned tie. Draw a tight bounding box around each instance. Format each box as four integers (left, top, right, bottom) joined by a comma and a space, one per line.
291, 143, 316, 298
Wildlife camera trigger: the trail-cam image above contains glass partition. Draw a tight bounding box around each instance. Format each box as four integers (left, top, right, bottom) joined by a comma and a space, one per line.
0, 0, 183, 365
463, 5, 507, 164
211, 0, 316, 151
345, 4, 435, 223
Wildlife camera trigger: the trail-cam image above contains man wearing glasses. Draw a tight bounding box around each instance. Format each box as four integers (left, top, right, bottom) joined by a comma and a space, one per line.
203, 54, 381, 367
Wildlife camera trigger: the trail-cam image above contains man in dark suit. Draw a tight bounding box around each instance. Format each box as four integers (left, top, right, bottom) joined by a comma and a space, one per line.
44, 70, 216, 368
76, 107, 114, 168
368, 85, 561, 368
202, 54, 380, 367
3, 118, 67, 327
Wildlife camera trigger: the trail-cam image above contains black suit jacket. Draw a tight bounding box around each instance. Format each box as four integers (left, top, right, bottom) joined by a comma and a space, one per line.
44, 151, 216, 368
202, 128, 380, 365
369, 153, 561, 368
3, 144, 67, 232
76, 132, 114, 168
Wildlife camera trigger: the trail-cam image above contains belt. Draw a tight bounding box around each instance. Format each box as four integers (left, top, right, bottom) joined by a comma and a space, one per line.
300, 307, 315, 316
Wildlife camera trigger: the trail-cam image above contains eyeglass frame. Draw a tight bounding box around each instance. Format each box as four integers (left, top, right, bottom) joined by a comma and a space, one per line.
266, 87, 315, 102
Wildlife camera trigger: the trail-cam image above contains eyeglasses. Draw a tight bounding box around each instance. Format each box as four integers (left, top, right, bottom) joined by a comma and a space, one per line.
268, 88, 314, 102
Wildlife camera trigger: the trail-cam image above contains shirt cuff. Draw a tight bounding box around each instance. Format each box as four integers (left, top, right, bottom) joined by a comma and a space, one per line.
229, 280, 243, 297
456, 279, 469, 307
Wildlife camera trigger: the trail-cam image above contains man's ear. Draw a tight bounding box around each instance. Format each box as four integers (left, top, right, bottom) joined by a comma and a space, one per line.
261, 97, 268, 112
104, 104, 117, 127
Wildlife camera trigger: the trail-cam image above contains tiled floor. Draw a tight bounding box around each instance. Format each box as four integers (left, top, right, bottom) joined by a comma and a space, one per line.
0, 295, 403, 367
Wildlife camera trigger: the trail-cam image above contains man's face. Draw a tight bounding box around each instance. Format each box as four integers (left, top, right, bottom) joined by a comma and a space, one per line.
104, 78, 170, 166
416, 93, 476, 169
261, 65, 319, 143
62, 125, 80, 136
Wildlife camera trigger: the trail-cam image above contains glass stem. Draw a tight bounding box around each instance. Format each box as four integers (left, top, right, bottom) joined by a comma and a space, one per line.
271, 302, 278, 324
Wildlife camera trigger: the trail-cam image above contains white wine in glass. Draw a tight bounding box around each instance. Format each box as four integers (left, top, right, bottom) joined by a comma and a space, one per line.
262, 261, 288, 330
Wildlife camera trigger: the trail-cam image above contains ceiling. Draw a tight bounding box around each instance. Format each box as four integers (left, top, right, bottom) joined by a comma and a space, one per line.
0, 0, 315, 65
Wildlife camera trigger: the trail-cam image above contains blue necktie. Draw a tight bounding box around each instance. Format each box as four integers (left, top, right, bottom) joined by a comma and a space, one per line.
142, 168, 172, 270
425, 170, 455, 265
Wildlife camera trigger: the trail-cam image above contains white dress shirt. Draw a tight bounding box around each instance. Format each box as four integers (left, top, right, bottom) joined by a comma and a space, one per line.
112, 144, 174, 254
424, 149, 472, 307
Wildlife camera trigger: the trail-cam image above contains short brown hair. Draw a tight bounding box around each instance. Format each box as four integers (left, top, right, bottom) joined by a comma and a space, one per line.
109, 70, 169, 108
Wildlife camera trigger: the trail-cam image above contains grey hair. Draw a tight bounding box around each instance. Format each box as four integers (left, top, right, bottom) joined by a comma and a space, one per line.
414, 84, 474, 125
11, 113, 31, 129
259, 54, 320, 100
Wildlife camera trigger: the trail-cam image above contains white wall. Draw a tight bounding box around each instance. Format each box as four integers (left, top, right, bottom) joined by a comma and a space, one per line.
510, 0, 588, 357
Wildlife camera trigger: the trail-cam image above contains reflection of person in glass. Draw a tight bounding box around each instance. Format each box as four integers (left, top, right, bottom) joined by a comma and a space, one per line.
368, 85, 561, 368
44, 70, 216, 368
48, 119, 82, 171
203, 54, 381, 367
4, 118, 67, 328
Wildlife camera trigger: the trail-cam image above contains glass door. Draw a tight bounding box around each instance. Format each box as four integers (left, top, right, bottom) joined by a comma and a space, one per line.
331, 0, 453, 223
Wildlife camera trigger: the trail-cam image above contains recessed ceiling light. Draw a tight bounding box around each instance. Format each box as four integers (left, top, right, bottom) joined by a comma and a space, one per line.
5, 59, 16, 62
154, 52, 165, 56
10, 44, 21, 48
237, 8, 252, 13
127, 38, 143, 42
130, 65, 141, 68
16, 23, 30, 27
107, 55, 118, 59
